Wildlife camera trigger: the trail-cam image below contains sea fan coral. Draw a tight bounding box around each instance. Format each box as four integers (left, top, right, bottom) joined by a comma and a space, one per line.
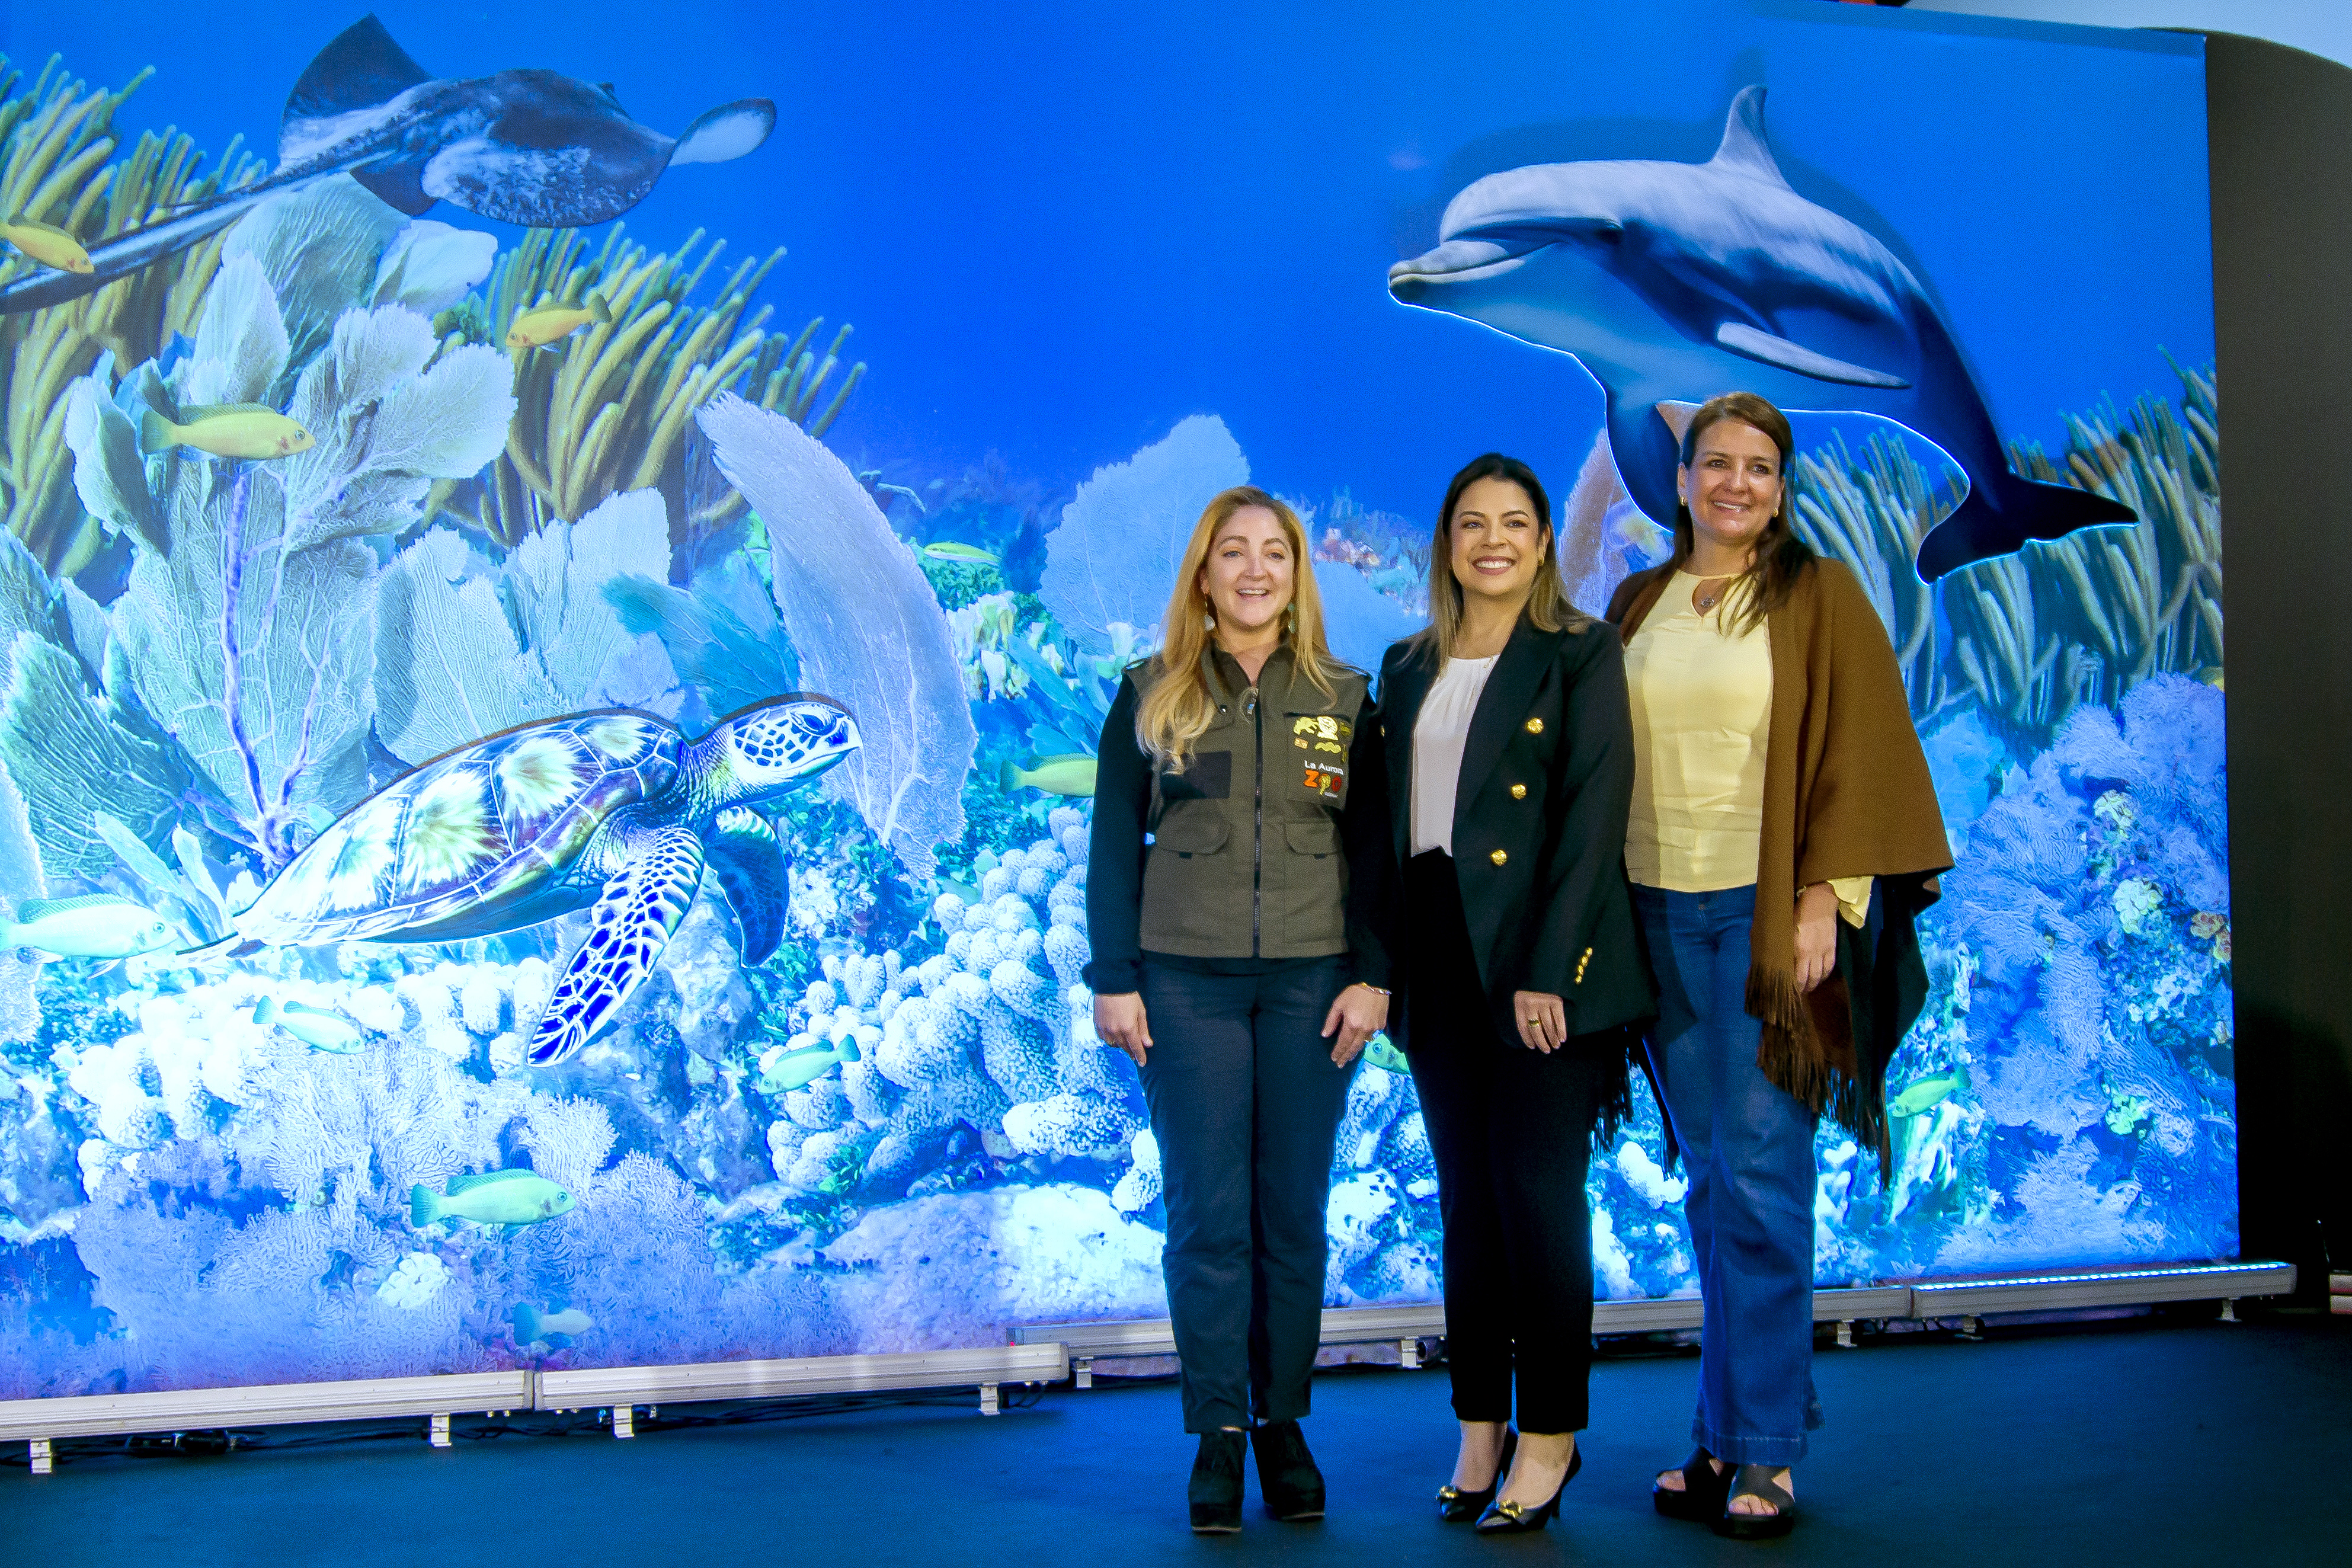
1038, 414, 1247, 654
700, 392, 974, 879
60, 183, 516, 867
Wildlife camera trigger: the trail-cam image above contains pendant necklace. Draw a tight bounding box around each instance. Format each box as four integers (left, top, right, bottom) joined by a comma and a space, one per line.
1692, 574, 1736, 613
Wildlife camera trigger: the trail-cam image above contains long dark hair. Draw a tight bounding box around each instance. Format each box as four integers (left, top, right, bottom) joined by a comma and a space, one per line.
1409, 453, 1589, 665
1671, 392, 1815, 636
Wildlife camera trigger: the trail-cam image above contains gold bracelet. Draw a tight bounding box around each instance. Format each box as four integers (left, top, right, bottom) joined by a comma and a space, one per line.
1353, 983, 1391, 996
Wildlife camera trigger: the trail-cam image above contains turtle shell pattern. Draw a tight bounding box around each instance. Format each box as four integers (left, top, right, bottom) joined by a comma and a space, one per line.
238, 712, 681, 946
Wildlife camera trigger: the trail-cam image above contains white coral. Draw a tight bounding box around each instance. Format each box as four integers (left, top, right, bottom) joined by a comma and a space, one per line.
777, 805, 1147, 1202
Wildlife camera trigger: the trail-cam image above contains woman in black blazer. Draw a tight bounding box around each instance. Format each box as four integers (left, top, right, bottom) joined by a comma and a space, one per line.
1378, 453, 1647, 1535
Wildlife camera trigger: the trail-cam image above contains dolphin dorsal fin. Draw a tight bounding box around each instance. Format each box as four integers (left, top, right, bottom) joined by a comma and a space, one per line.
1710, 86, 1787, 186
282, 15, 433, 141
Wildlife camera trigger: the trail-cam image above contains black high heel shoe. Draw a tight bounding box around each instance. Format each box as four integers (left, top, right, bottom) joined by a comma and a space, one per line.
1436, 1428, 1518, 1522
1474, 1441, 1582, 1534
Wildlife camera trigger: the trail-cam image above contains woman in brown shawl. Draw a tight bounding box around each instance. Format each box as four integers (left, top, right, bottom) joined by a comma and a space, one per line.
1606, 392, 1948, 1541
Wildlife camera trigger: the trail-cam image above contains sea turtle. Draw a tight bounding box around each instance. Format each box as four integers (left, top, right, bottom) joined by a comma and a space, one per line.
219, 695, 859, 1064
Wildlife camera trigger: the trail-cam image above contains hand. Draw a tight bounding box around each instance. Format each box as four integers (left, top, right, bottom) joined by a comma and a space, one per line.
1321, 983, 1388, 1067
1094, 992, 1153, 1065
1794, 883, 1839, 993
1513, 990, 1566, 1053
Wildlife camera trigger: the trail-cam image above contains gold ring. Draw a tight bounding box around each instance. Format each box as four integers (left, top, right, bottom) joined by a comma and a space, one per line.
1526, 1016, 1540, 1025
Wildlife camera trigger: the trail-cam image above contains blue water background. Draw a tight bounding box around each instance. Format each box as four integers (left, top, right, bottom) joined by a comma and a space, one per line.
0, 1, 2232, 1393
9, 0, 2213, 513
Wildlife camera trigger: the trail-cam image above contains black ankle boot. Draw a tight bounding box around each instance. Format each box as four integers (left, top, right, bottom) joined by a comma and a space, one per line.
1189, 1430, 1247, 1533
1250, 1419, 1326, 1522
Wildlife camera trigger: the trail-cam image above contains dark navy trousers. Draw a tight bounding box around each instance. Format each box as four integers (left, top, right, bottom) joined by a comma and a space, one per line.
1138, 956, 1355, 1433
1633, 882, 1823, 1465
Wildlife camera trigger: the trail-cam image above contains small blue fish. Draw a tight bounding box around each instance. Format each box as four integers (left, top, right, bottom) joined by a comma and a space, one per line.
922, 540, 1000, 566
760, 1038, 859, 1093
0, 895, 173, 960
513, 1303, 594, 1343
255, 997, 366, 1054
411, 1169, 577, 1230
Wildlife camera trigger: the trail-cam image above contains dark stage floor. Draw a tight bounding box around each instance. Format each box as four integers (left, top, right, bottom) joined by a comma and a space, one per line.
4, 1311, 2343, 1566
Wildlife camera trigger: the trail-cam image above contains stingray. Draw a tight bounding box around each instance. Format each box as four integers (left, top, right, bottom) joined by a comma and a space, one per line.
1388, 88, 2135, 581
0, 14, 775, 316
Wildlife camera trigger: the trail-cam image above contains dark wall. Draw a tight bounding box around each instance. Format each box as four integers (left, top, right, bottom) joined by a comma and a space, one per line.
2204, 32, 2352, 1291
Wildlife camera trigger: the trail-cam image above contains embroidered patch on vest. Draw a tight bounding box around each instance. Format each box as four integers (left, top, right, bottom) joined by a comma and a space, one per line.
1288, 713, 1351, 754
1301, 757, 1347, 799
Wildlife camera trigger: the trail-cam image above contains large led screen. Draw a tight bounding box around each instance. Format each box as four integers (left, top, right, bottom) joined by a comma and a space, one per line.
0, 1, 2226, 1396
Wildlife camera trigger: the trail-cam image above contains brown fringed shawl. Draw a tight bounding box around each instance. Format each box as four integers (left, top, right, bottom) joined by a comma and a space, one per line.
1608, 557, 1951, 1159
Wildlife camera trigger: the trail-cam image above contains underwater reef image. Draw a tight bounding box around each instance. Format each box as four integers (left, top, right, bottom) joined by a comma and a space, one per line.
0, 26, 2230, 1399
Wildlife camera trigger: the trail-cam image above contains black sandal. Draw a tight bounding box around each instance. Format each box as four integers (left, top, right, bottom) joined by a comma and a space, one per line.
1712, 1470, 1797, 1540
1652, 1447, 1733, 1522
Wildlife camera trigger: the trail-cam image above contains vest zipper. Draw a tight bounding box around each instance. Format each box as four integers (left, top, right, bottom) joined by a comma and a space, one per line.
1248, 683, 1263, 956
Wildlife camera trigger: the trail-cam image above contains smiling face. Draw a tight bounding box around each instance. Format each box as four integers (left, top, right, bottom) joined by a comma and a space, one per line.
1676, 418, 1785, 563
1447, 476, 1548, 610
1196, 504, 1295, 641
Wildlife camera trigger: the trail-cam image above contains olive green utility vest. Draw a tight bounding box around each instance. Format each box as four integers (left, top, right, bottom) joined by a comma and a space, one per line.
1135, 645, 1371, 959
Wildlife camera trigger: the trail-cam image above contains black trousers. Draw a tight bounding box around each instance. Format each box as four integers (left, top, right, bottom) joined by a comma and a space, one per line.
1138, 956, 1355, 1433
1403, 850, 1601, 1435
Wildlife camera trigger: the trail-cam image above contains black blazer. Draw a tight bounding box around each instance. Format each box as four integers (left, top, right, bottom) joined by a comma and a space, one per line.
1378, 617, 1651, 1047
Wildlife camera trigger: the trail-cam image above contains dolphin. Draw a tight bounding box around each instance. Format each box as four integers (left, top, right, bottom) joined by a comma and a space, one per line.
1387, 87, 2134, 581
0, 13, 776, 316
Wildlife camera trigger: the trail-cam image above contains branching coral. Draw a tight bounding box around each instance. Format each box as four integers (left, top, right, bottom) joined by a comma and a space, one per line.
2009, 361, 2223, 700
439, 223, 866, 545
1791, 428, 1957, 716
1787, 364, 2222, 747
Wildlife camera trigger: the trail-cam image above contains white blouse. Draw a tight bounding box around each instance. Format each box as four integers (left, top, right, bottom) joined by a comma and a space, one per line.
1409, 654, 1500, 856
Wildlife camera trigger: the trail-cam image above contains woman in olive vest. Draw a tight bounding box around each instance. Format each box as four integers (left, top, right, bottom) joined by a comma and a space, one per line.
1378, 453, 1649, 1535
1086, 485, 1395, 1535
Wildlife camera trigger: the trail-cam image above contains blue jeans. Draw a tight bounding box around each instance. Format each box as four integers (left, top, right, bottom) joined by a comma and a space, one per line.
1632, 884, 1822, 1465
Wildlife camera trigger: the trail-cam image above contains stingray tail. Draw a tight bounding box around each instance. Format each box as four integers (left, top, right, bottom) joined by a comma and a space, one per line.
1914, 472, 2137, 582
669, 99, 777, 167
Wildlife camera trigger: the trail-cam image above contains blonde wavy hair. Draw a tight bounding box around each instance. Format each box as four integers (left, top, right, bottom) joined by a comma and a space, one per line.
1135, 486, 1343, 769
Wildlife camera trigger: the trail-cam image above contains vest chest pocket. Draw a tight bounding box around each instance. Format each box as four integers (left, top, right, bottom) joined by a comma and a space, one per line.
1284, 819, 1339, 859
1285, 711, 1351, 806
1151, 811, 1231, 857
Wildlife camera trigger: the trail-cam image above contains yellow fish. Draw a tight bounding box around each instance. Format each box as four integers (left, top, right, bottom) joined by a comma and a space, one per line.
505, 294, 613, 350
1000, 755, 1097, 796
922, 540, 1000, 566
140, 404, 315, 459
0, 215, 93, 274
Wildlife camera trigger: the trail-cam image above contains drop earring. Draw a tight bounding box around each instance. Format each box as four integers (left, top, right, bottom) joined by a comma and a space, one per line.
1202, 608, 1217, 631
